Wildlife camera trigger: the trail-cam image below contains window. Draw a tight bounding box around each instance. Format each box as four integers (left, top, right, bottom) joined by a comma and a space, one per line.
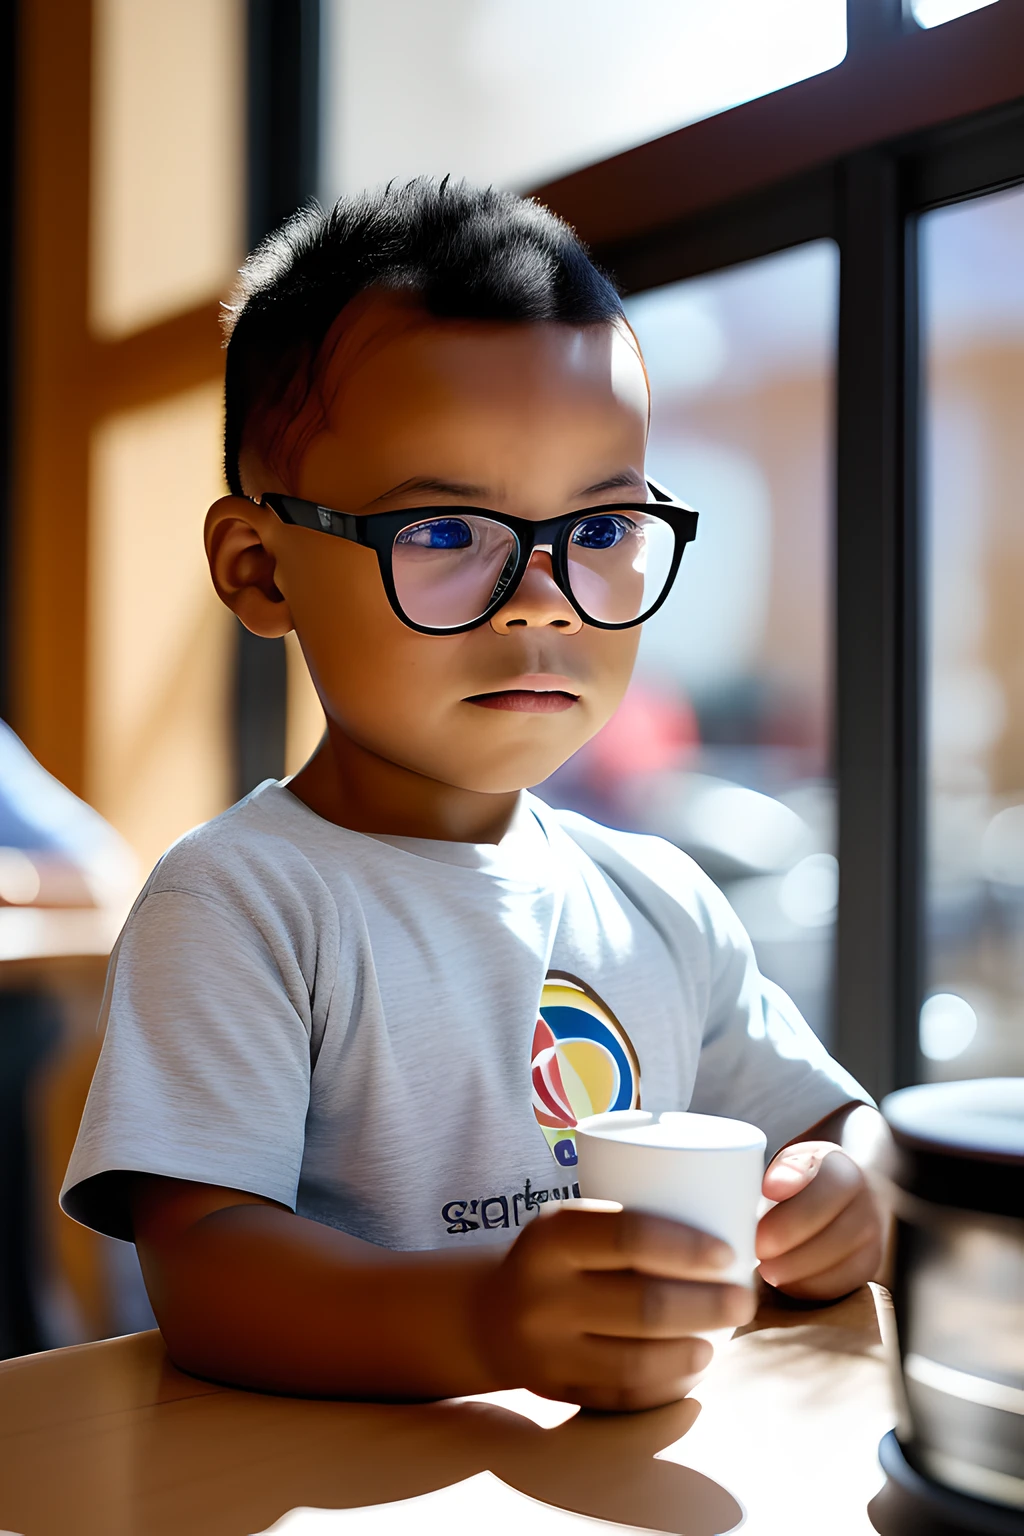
920, 183, 1024, 1078
85, 0, 243, 866
90, 0, 243, 336
538, 243, 840, 1042
321, 0, 846, 195
13, 0, 242, 866
88, 386, 233, 872
519, 0, 1024, 1097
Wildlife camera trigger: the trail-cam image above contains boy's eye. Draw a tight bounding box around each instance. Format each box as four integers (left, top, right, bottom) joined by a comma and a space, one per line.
571, 514, 636, 551
396, 518, 473, 551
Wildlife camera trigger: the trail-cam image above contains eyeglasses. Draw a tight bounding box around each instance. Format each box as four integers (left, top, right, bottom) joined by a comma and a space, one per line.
257, 478, 698, 636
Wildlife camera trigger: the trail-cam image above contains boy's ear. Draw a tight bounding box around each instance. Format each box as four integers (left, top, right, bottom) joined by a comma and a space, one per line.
204, 495, 294, 639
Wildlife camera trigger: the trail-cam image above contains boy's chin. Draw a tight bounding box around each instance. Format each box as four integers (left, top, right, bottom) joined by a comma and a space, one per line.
442, 766, 569, 797
429, 747, 580, 798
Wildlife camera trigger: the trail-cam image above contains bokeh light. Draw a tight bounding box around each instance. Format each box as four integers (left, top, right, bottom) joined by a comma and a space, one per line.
919, 993, 979, 1062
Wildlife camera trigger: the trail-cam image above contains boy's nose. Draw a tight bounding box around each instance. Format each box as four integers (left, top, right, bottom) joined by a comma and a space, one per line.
489, 550, 583, 633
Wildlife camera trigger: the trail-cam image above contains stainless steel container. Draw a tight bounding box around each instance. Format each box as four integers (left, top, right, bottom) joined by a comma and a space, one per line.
881, 1078, 1024, 1523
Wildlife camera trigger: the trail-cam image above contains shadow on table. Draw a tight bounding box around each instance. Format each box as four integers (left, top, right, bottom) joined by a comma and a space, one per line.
127, 1387, 743, 1536
0, 1334, 742, 1536
2, 1287, 894, 1535
444, 1393, 742, 1534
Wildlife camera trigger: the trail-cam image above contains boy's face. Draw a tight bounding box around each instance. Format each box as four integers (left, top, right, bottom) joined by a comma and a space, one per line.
210, 296, 651, 796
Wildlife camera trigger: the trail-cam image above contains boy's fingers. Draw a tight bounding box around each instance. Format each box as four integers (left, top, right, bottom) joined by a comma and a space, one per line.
548, 1206, 734, 1278
566, 1334, 714, 1413
762, 1139, 846, 1202
764, 1237, 882, 1302
762, 1149, 821, 1201
571, 1270, 756, 1339
757, 1147, 862, 1260
758, 1188, 880, 1289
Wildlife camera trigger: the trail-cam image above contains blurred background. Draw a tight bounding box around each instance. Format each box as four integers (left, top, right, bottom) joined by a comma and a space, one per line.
0, 0, 1021, 1356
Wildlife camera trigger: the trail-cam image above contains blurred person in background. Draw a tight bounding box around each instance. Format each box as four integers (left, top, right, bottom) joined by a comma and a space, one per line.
0, 720, 137, 1356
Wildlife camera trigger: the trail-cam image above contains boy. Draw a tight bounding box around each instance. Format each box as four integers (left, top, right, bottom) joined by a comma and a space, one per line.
62, 180, 887, 1412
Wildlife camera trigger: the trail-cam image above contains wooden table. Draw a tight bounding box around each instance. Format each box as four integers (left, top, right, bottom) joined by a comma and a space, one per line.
0, 906, 123, 989
0, 1286, 897, 1536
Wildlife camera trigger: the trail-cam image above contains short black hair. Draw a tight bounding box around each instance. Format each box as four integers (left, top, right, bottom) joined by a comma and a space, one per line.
222, 176, 623, 495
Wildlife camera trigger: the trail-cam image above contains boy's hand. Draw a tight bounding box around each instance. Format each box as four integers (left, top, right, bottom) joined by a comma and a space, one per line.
476, 1204, 756, 1412
756, 1141, 884, 1300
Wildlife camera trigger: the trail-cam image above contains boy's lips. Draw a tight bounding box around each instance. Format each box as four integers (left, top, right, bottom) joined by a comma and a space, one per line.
466, 690, 579, 713
464, 674, 581, 713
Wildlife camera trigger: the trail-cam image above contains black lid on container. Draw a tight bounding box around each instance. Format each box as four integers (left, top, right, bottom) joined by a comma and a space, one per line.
881, 1078, 1024, 1219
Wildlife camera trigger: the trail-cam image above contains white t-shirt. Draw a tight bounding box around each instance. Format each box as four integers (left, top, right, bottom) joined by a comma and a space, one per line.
61, 783, 868, 1249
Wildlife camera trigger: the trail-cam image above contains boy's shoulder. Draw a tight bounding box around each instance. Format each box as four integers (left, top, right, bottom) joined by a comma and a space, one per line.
529, 796, 740, 945
141, 787, 741, 956
143, 780, 355, 915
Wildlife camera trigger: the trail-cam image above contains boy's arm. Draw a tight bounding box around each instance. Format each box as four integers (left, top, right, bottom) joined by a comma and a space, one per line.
132, 1174, 754, 1408
755, 1102, 893, 1301
132, 1176, 496, 1399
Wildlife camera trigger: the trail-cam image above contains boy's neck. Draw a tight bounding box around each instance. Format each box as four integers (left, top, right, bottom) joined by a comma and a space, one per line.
286, 727, 523, 845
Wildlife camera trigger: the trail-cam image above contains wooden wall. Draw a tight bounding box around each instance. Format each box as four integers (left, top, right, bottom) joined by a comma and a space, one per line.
12, 0, 244, 873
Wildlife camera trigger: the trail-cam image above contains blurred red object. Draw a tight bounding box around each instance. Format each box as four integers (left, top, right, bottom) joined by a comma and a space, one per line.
585, 684, 699, 784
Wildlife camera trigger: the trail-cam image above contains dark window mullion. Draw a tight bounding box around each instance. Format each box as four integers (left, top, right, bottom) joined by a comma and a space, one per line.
905, 98, 1024, 214
898, 206, 924, 1093
596, 169, 835, 296
834, 148, 922, 1098
845, 0, 908, 56
235, 0, 321, 799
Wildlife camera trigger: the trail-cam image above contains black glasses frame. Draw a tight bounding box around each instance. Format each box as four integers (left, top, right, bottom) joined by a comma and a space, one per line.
258, 478, 698, 636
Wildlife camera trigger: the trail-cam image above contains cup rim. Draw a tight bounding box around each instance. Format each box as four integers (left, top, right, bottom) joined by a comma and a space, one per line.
576, 1108, 767, 1152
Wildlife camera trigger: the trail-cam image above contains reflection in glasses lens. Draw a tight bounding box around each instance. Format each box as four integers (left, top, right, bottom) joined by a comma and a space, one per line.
390, 507, 677, 630
566, 511, 675, 624
392, 515, 519, 629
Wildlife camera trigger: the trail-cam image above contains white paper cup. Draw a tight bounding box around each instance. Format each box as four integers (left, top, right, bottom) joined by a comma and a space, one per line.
574, 1109, 768, 1287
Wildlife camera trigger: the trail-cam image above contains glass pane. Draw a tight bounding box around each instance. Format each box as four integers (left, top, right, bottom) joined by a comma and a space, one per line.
921, 184, 1024, 1081
911, 0, 1000, 28
90, 0, 244, 336
88, 384, 234, 872
322, 0, 846, 196
537, 242, 839, 1044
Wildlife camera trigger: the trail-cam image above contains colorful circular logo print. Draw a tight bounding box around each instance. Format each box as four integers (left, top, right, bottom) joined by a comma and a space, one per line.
531, 973, 640, 1168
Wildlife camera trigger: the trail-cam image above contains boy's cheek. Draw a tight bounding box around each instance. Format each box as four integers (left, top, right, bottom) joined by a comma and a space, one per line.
288, 592, 640, 790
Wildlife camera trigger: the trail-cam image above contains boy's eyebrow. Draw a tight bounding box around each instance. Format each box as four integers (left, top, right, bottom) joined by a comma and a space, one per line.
366, 476, 489, 504
578, 469, 646, 497
364, 468, 646, 507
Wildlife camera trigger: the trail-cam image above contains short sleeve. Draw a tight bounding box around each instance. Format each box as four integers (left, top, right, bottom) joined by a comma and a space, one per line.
547, 806, 872, 1161
61, 888, 314, 1239
688, 881, 872, 1157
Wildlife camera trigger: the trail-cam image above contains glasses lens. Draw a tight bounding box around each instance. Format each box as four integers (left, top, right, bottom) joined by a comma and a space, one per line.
392, 515, 519, 629
566, 510, 676, 625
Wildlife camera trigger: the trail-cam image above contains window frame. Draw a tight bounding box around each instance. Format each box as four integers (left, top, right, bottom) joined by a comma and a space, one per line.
235, 0, 321, 799
532, 0, 1024, 1099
